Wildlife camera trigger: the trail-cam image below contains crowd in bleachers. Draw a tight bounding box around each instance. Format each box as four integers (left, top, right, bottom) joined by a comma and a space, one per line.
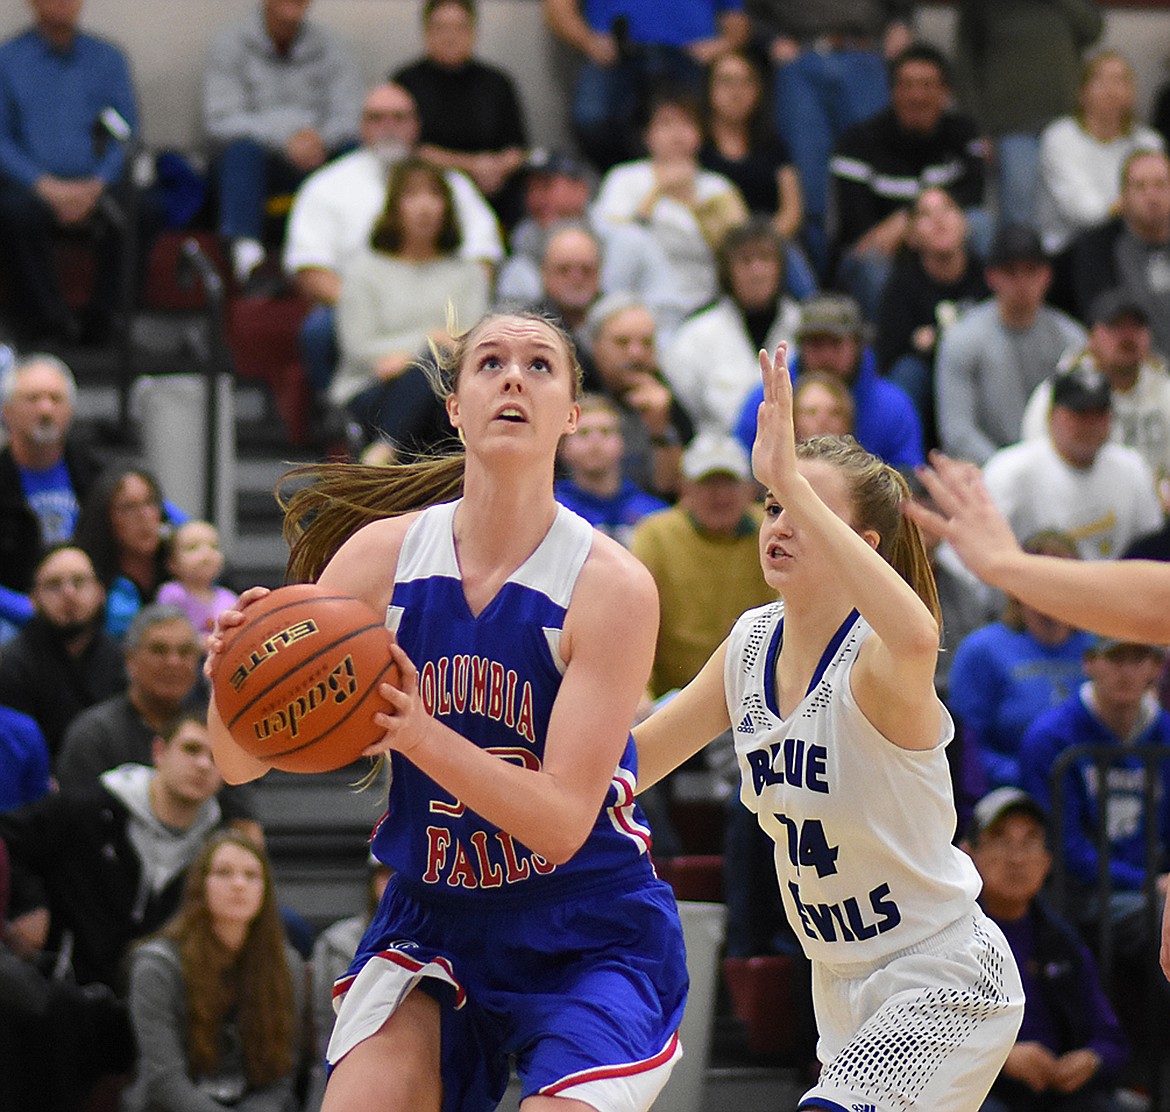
4, 0, 1170, 1109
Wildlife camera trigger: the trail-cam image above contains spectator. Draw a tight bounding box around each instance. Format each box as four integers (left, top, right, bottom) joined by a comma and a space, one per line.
875, 185, 990, 449
664, 215, 800, 436
0, 705, 50, 812
515, 221, 604, 357
74, 464, 174, 638
964, 787, 1130, 1112
156, 520, 239, 653
745, 0, 913, 277
282, 80, 502, 400
830, 42, 988, 323
1062, 149, 1170, 361
55, 603, 258, 836
584, 293, 694, 499
0, 355, 103, 608
0, 544, 125, 760
948, 530, 1095, 794
734, 291, 924, 469
392, 0, 529, 228
494, 149, 687, 343
983, 362, 1164, 560
543, 0, 750, 172
952, 0, 1103, 229
304, 855, 393, 1111
792, 371, 854, 441
0, 710, 225, 993
0, 838, 136, 1112
1023, 290, 1170, 494
497, 220, 610, 386
593, 86, 749, 314
555, 393, 667, 548
935, 223, 1086, 466
699, 47, 813, 295
1022, 637, 1170, 976
331, 157, 490, 459
203, 0, 362, 287
122, 830, 307, 1112
1036, 50, 1164, 257
630, 430, 772, 699
0, 0, 145, 345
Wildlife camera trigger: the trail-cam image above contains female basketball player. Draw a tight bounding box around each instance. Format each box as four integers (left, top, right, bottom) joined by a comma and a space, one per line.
635, 344, 1024, 1111
205, 312, 687, 1112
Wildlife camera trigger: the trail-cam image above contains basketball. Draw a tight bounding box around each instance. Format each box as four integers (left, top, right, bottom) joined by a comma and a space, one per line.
213, 583, 399, 773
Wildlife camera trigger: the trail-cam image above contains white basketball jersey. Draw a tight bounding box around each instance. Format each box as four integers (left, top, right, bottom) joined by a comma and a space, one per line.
725, 601, 982, 969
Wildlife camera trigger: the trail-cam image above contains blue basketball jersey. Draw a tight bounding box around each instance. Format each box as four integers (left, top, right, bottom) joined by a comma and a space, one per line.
370, 500, 656, 906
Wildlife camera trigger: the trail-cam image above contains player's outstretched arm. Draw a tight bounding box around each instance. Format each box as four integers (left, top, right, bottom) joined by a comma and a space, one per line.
633, 640, 732, 793
908, 451, 1170, 644
754, 346, 941, 749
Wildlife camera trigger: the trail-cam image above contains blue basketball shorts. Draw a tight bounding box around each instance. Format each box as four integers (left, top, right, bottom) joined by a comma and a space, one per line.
327, 873, 689, 1112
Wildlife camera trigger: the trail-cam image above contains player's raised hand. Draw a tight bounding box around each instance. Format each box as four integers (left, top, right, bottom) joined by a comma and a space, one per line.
751, 342, 797, 495
903, 450, 1023, 582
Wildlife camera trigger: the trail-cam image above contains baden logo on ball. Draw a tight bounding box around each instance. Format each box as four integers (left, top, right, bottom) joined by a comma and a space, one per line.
214, 584, 401, 773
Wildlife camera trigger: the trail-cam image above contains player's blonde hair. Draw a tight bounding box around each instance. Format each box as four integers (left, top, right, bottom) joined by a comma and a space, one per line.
796, 435, 942, 629
282, 312, 581, 583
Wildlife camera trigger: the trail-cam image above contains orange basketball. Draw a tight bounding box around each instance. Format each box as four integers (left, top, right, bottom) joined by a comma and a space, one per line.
213, 583, 399, 773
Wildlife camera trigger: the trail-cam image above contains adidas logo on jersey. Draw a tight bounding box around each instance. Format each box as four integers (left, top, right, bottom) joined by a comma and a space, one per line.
738, 712, 755, 735
851, 1103, 877, 1112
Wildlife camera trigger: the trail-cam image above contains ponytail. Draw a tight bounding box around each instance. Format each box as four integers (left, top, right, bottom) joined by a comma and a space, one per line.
281, 455, 465, 583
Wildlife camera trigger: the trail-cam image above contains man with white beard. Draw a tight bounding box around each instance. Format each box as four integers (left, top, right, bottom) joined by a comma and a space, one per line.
0, 354, 100, 599
283, 81, 504, 398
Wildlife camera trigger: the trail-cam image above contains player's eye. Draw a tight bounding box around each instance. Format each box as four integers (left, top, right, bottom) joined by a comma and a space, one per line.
530, 358, 551, 374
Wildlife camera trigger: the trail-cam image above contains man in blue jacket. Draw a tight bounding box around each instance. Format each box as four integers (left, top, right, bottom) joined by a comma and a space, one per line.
734, 291, 924, 468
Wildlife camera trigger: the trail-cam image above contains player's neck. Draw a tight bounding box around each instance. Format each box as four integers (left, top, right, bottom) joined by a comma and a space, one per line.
454, 472, 558, 568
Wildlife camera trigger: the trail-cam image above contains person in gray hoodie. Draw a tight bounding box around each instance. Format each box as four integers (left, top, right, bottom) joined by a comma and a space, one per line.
0, 709, 225, 993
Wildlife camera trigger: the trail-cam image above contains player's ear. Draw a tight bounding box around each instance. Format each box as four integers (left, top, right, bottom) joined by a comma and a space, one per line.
563, 402, 579, 437
446, 392, 462, 432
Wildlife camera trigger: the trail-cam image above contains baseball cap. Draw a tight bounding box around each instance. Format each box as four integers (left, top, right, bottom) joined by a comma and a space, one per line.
968, 787, 1047, 842
1087, 634, 1166, 658
797, 293, 864, 340
1050, 362, 1111, 412
526, 148, 589, 180
986, 223, 1048, 268
681, 431, 751, 481
1088, 288, 1150, 328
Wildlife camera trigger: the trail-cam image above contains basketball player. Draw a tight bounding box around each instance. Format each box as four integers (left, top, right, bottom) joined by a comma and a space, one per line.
634, 345, 1024, 1111
905, 451, 1170, 986
205, 312, 688, 1112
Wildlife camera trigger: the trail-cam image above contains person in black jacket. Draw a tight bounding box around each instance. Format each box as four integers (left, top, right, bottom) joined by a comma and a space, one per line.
829, 42, 988, 323
965, 787, 1131, 1112
0, 710, 225, 995
392, 0, 529, 227
0, 355, 101, 599
0, 545, 126, 760
1056, 148, 1170, 361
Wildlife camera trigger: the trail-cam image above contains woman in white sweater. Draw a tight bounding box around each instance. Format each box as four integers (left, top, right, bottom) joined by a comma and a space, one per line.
1036, 50, 1164, 254
332, 157, 490, 456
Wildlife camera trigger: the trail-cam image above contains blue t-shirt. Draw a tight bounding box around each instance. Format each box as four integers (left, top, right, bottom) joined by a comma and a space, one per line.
948, 622, 1094, 791
554, 480, 667, 549
582, 0, 741, 45
18, 458, 79, 545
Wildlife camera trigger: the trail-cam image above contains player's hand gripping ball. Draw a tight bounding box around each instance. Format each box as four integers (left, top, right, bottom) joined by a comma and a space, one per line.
214, 584, 400, 773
